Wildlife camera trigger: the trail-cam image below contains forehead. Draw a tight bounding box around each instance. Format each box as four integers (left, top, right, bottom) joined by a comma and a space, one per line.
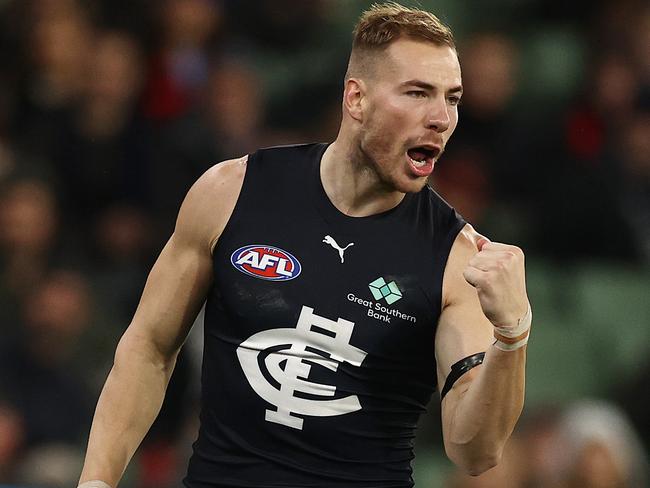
379, 38, 461, 87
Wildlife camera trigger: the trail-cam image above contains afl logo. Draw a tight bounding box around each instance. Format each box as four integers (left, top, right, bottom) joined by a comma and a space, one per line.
231, 245, 302, 281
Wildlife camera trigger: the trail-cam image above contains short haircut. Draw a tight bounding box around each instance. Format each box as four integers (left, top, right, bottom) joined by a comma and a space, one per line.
346, 2, 456, 80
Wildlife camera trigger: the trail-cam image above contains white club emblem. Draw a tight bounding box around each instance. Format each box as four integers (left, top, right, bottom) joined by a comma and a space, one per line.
322, 235, 354, 263
236, 305, 368, 430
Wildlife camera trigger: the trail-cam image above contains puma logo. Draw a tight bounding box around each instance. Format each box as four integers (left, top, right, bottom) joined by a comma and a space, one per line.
323, 235, 354, 263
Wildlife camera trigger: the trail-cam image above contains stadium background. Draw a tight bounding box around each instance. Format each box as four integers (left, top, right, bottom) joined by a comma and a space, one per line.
0, 0, 648, 486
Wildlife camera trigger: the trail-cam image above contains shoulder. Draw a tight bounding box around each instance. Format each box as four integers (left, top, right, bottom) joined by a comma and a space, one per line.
418, 186, 466, 234
450, 224, 481, 259
192, 155, 248, 197
442, 224, 482, 307
175, 155, 248, 253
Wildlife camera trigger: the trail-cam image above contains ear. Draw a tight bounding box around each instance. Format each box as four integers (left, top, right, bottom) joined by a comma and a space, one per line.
343, 78, 365, 122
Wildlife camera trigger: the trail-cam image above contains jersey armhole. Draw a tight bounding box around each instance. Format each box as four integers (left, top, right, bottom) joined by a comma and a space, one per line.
433, 217, 468, 311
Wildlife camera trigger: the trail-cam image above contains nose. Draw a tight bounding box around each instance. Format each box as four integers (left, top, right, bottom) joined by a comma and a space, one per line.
426, 97, 451, 133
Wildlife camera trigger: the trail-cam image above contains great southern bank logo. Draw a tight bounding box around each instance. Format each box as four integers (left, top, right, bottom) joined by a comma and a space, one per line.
346, 277, 415, 324
231, 244, 301, 281
368, 277, 402, 304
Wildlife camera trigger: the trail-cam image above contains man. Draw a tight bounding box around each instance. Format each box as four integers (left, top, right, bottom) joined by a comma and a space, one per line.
79, 3, 531, 487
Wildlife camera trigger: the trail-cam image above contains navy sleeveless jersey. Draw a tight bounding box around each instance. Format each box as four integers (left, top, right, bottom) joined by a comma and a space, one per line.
184, 143, 466, 488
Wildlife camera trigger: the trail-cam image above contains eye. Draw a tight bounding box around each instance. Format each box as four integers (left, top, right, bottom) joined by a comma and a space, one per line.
406, 90, 428, 99
447, 95, 462, 106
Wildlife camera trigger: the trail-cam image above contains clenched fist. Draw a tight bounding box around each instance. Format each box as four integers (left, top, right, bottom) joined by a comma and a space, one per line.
462, 237, 529, 329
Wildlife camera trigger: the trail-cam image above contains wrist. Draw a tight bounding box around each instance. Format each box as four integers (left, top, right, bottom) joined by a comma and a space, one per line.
493, 303, 531, 351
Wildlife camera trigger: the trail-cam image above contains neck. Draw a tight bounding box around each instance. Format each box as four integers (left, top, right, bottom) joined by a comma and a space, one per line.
321, 133, 405, 217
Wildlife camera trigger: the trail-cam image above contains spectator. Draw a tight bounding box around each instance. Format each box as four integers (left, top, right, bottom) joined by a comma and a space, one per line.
14, 443, 84, 488
1, 270, 94, 448
51, 29, 151, 234
0, 402, 24, 483
142, 0, 223, 121
545, 400, 649, 488
11, 3, 93, 161
0, 178, 60, 350
150, 58, 267, 230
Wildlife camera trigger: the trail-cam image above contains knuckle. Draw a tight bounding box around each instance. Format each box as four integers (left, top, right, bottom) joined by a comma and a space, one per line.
511, 246, 524, 257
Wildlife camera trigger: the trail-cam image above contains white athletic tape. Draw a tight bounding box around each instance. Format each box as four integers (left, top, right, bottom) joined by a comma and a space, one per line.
494, 303, 532, 338
493, 304, 531, 351
78, 481, 112, 488
494, 335, 529, 352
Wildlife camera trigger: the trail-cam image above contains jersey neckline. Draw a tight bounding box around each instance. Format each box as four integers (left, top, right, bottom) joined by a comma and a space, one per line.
311, 142, 415, 228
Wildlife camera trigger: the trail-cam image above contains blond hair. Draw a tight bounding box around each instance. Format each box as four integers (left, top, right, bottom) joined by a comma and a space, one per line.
347, 2, 455, 79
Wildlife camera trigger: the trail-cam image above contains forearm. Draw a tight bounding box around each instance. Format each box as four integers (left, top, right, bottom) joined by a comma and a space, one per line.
79, 334, 177, 486
442, 344, 526, 474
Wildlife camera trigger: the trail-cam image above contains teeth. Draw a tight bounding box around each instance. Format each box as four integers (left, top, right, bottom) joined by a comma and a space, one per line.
409, 156, 427, 167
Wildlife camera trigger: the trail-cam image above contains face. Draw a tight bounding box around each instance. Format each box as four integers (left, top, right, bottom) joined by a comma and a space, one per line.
350, 39, 462, 193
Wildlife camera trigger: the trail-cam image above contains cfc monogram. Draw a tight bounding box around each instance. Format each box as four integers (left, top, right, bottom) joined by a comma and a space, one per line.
236, 306, 368, 430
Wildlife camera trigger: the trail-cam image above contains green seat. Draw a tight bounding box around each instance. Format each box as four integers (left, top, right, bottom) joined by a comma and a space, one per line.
524, 259, 603, 405
571, 264, 650, 382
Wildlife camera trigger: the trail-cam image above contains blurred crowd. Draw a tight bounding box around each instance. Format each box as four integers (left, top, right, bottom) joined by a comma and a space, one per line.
442, 400, 649, 488
0, 0, 648, 487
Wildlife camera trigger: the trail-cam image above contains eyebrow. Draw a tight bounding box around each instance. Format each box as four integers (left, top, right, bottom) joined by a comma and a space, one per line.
401, 79, 463, 94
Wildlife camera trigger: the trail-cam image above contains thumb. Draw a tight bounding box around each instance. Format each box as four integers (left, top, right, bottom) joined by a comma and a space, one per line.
476, 236, 491, 251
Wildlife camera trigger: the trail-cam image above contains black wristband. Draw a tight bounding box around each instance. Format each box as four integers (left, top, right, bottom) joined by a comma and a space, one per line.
440, 351, 486, 400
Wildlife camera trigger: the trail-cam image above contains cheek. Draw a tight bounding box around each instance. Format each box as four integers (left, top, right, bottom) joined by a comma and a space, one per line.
367, 93, 412, 126
369, 107, 413, 154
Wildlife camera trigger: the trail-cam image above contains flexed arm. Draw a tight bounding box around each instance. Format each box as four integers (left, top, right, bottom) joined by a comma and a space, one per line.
78, 157, 247, 487
435, 225, 529, 475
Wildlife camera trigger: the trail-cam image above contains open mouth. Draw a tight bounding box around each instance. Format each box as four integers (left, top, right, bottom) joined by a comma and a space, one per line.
407, 146, 439, 166
406, 145, 440, 176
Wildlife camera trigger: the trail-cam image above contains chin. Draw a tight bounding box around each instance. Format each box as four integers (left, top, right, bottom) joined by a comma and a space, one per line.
389, 174, 430, 194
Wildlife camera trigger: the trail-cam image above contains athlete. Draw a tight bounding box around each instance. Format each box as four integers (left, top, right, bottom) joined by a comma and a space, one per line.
79, 4, 530, 487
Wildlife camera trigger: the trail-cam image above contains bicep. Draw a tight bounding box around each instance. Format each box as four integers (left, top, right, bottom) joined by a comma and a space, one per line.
122, 157, 246, 360
435, 226, 493, 393
435, 242, 494, 437
435, 294, 493, 392
127, 232, 213, 359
